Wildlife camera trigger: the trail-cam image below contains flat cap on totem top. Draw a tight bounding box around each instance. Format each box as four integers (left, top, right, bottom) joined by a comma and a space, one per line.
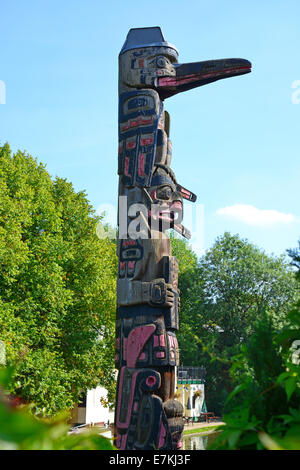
120, 27, 178, 56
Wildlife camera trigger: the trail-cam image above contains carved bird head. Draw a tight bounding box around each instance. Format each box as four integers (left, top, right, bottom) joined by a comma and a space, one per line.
119, 27, 251, 99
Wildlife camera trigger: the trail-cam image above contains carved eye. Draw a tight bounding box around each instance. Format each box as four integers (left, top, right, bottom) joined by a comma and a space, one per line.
156, 57, 167, 68
156, 186, 173, 200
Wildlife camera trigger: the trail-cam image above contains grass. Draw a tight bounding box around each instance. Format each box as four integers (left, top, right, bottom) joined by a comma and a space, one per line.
183, 424, 225, 436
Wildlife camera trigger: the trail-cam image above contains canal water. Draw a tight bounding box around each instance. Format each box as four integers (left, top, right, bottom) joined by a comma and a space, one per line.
99, 429, 219, 450
182, 432, 218, 450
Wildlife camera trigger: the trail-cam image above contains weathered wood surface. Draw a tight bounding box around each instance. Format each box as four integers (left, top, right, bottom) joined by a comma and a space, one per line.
114, 27, 251, 450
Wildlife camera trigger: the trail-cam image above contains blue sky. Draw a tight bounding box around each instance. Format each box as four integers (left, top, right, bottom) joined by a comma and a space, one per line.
1, 0, 299, 257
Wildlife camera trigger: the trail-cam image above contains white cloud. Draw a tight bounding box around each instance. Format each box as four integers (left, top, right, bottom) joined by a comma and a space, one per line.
216, 204, 297, 226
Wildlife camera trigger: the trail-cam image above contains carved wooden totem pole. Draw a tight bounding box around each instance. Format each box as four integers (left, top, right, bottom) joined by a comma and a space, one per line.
115, 27, 251, 450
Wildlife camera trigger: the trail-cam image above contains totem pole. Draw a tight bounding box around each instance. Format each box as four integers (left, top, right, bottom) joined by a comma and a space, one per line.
115, 27, 251, 450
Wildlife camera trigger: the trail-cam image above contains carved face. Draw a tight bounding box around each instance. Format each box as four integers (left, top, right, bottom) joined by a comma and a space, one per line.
119, 46, 178, 91
148, 167, 183, 229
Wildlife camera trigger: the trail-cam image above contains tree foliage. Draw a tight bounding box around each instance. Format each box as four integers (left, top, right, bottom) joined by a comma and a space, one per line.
211, 291, 300, 449
287, 238, 300, 281
0, 143, 117, 415
172, 232, 297, 413
170, 232, 198, 307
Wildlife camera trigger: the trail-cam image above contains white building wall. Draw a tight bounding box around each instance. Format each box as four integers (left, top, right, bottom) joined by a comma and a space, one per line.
178, 382, 204, 418
85, 386, 114, 425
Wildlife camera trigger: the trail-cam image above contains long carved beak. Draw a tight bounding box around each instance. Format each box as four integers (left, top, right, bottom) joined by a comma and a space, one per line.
157, 58, 251, 99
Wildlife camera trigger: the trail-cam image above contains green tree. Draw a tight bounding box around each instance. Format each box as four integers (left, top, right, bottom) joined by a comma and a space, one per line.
178, 232, 297, 413
0, 143, 117, 415
211, 294, 300, 450
287, 238, 300, 281
170, 233, 198, 308
170, 234, 200, 367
